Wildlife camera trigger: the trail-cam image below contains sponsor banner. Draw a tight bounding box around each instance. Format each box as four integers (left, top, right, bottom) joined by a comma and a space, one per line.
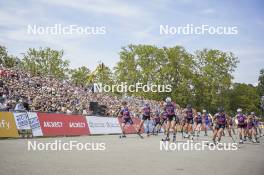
118, 117, 143, 134
86, 116, 122, 134
13, 112, 31, 130
38, 113, 90, 136
0, 112, 19, 137
27, 112, 43, 136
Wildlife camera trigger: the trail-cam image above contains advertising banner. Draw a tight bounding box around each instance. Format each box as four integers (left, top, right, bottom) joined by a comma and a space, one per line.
86, 116, 122, 134
0, 112, 19, 137
27, 112, 43, 136
118, 117, 143, 134
13, 112, 31, 130
37, 113, 90, 136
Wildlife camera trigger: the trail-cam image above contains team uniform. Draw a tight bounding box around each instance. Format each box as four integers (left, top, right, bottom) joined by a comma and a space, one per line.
164, 102, 177, 122
203, 114, 212, 127
236, 111, 247, 143
160, 111, 168, 125
247, 118, 255, 130
152, 111, 162, 135
118, 105, 135, 138
215, 113, 226, 130
142, 105, 151, 121
252, 118, 259, 129
136, 104, 152, 137
153, 112, 161, 126
247, 115, 259, 143
223, 116, 236, 142
162, 98, 179, 142
183, 107, 195, 139
202, 112, 212, 136
195, 114, 203, 125
253, 117, 262, 137
185, 109, 194, 124
194, 113, 203, 137
120, 107, 133, 125
212, 109, 227, 144
237, 114, 247, 129
228, 117, 236, 136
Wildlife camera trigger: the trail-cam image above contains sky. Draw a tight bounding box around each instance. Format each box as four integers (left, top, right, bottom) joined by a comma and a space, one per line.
0, 0, 263, 85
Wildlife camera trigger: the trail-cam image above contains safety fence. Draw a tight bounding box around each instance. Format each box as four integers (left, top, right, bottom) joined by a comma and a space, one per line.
0, 112, 143, 138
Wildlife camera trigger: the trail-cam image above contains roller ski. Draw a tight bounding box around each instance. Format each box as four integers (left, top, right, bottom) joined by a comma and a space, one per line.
119, 134, 127, 139
136, 131, 144, 139
162, 136, 170, 142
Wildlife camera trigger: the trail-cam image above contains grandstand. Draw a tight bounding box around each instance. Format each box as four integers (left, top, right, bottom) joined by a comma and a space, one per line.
0, 66, 162, 116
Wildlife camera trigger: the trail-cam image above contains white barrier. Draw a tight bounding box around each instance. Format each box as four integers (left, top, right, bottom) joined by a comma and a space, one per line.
27, 112, 43, 136
13, 112, 31, 130
86, 116, 122, 134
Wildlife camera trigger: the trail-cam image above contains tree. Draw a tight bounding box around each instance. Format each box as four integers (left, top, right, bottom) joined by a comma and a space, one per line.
114, 44, 195, 103
114, 45, 139, 86
193, 49, 239, 112
164, 46, 195, 105
21, 47, 70, 79
70, 66, 91, 86
228, 83, 260, 115
0, 45, 20, 68
114, 45, 239, 110
93, 62, 113, 85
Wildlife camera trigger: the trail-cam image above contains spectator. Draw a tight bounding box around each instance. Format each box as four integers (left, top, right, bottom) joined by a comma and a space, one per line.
0, 97, 7, 111
14, 99, 26, 111
0, 66, 165, 115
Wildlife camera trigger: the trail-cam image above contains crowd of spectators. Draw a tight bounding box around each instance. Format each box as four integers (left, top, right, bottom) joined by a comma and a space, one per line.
0, 66, 164, 117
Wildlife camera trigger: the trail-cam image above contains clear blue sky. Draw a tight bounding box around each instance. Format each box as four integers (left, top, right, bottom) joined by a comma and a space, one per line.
0, 0, 263, 85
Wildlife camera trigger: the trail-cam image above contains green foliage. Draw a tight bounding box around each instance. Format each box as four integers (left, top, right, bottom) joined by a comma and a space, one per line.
114, 45, 195, 102
93, 63, 113, 85
70, 66, 91, 86
21, 47, 70, 79
193, 49, 239, 112
0, 45, 20, 68
114, 45, 239, 113
228, 83, 260, 115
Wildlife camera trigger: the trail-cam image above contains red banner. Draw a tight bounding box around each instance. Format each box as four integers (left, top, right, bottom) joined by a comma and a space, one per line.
118, 117, 144, 134
37, 113, 90, 136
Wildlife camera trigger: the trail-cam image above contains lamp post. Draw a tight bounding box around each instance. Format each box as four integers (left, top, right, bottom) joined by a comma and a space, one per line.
261, 96, 264, 118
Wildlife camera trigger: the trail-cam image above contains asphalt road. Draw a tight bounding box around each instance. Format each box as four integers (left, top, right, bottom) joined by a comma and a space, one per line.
0, 132, 263, 175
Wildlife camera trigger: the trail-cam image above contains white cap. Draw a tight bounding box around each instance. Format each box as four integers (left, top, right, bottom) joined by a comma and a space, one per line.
237, 108, 242, 113
202, 110, 206, 113
165, 97, 171, 103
